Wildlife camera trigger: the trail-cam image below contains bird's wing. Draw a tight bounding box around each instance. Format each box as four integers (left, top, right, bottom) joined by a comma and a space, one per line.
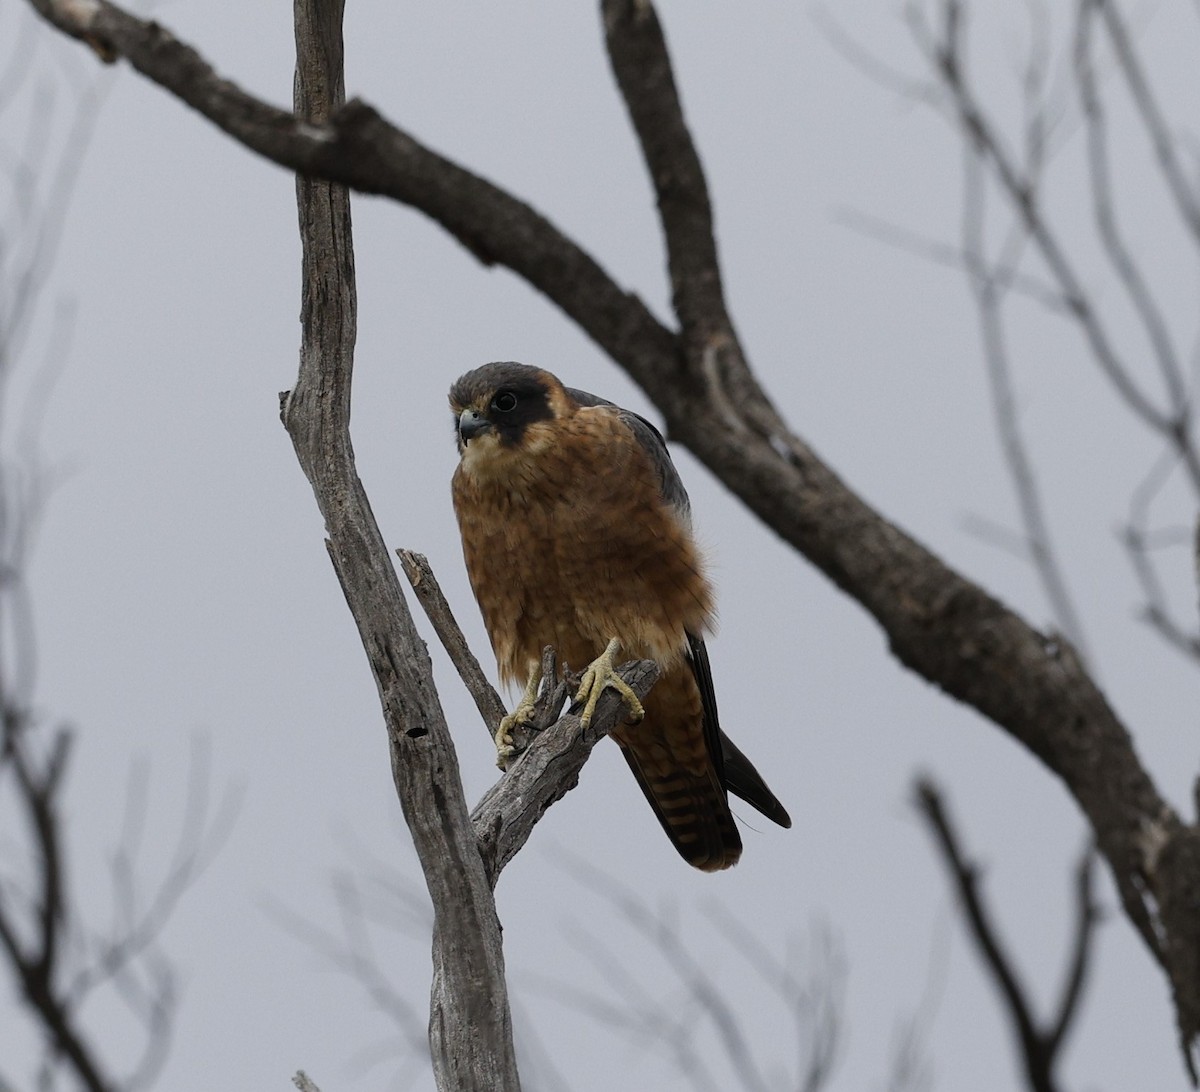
687, 610, 792, 832
564, 387, 692, 521
571, 386, 792, 835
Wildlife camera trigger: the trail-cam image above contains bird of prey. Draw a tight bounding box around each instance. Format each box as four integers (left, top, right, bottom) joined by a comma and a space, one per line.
449, 362, 791, 871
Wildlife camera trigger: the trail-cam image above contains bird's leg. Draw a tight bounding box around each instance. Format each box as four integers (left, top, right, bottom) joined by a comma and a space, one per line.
495, 662, 542, 770
574, 638, 645, 729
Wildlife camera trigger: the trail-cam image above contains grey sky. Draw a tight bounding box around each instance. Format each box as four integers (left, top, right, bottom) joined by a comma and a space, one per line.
3, 1, 1196, 1089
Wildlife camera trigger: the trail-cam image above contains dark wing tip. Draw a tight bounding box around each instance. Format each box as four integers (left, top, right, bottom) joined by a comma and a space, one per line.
686, 633, 792, 831
719, 729, 793, 830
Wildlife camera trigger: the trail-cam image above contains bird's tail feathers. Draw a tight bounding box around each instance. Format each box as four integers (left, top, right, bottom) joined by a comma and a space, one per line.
617, 741, 743, 872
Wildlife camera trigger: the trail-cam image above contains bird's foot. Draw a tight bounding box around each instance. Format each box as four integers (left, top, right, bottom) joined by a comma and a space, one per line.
495, 663, 542, 770
574, 638, 645, 729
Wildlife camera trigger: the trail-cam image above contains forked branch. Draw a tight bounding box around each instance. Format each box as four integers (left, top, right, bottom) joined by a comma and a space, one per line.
916, 779, 1101, 1092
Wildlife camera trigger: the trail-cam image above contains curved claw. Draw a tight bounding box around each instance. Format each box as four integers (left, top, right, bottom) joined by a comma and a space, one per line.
575, 638, 645, 729
496, 663, 542, 770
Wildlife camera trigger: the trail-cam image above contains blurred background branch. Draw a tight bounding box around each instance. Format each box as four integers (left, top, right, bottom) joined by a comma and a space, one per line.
916, 777, 1101, 1092
0, 17, 234, 1090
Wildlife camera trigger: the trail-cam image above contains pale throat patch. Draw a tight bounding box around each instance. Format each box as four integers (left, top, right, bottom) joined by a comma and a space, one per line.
458, 422, 556, 484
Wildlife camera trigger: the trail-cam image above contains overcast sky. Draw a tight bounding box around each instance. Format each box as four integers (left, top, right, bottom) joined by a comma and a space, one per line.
3, 1, 1198, 1090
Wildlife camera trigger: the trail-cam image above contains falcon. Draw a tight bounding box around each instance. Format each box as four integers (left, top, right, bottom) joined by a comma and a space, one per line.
449, 362, 791, 871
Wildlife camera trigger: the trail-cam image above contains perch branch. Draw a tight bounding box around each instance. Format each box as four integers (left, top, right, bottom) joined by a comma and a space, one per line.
471, 660, 658, 889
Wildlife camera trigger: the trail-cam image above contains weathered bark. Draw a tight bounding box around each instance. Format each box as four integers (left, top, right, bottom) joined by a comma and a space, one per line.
472, 661, 659, 889
285, 4, 519, 1088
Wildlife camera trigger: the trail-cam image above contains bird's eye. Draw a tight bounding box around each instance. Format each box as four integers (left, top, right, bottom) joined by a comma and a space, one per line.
492, 391, 518, 413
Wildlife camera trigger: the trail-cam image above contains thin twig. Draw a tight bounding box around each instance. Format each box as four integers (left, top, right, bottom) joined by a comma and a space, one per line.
835, 207, 1066, 312
560, 856, 774, 1092
396, 549, 507, 738
959, 149, 1091, 660
397, 550, 572, 760
1048, 847, 1102, 1053
543, 857, 843, 1092
912, 0, 1200, 488
1075, 0, 1189, 417
1097, 0, 1200, 246
1121, 448, 1200, 663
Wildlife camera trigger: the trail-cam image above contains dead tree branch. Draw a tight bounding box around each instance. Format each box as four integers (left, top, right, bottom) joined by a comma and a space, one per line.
1121, 449, 1200, 663
396, 549, 509, 737
903, 0, 1200, 676
0, 727, 115, 1092
283, 4, 520, 1088
1, 719, 230, 1092
0, 25, 218, 1089
908, 0, 1200, 489
394, 546, 659, 887
1075, 0, 1189, 430
915, 778, 1101, 1092
471, 661, 658, 889
1095, 0, 1200, 246
959, 149, 1090, 660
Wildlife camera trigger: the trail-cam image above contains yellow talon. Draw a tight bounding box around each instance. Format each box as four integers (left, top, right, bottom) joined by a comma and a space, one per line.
495, 663, 542, 770
575, 638, 645, 728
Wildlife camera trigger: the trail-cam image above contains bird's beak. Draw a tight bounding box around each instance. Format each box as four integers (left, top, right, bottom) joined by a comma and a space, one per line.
458, 408, 493, 444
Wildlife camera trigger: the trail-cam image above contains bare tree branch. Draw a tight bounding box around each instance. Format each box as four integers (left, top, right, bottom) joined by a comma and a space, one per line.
0, 719, 230, 1092
284, 4, 521, 1089
531, 861, 843, 1092
397, 549, 508, 737
700, 907, 844, 1092
1095, 0, 1200, 246
1048, 849, 1102, 1054
1075, 0, 1189, 421
0, 731, 115, 1092
915, 777, 1101, 1092
293, 1072, 324, 1092
1121, 449, 1200, 663
471, 661, 658, 890
959, 149, 1091, 659
270, 875, 429, 1065
393, 546, 661, 887
907, 0, 1200, 486
0, 28, 217, 1088
835, 207, 1066, 313
881, 919, 944, 1092
284, 5, 669, 1085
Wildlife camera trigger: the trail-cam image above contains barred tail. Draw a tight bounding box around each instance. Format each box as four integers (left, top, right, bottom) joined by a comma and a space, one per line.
618, 739, 743, 871
613, 664, 742, 871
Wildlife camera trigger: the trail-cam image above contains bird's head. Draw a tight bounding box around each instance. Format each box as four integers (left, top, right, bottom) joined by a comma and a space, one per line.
448, 363, 573, 469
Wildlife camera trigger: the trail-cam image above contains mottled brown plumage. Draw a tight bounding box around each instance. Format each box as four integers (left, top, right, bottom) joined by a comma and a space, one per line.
449, 362, 790, 870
